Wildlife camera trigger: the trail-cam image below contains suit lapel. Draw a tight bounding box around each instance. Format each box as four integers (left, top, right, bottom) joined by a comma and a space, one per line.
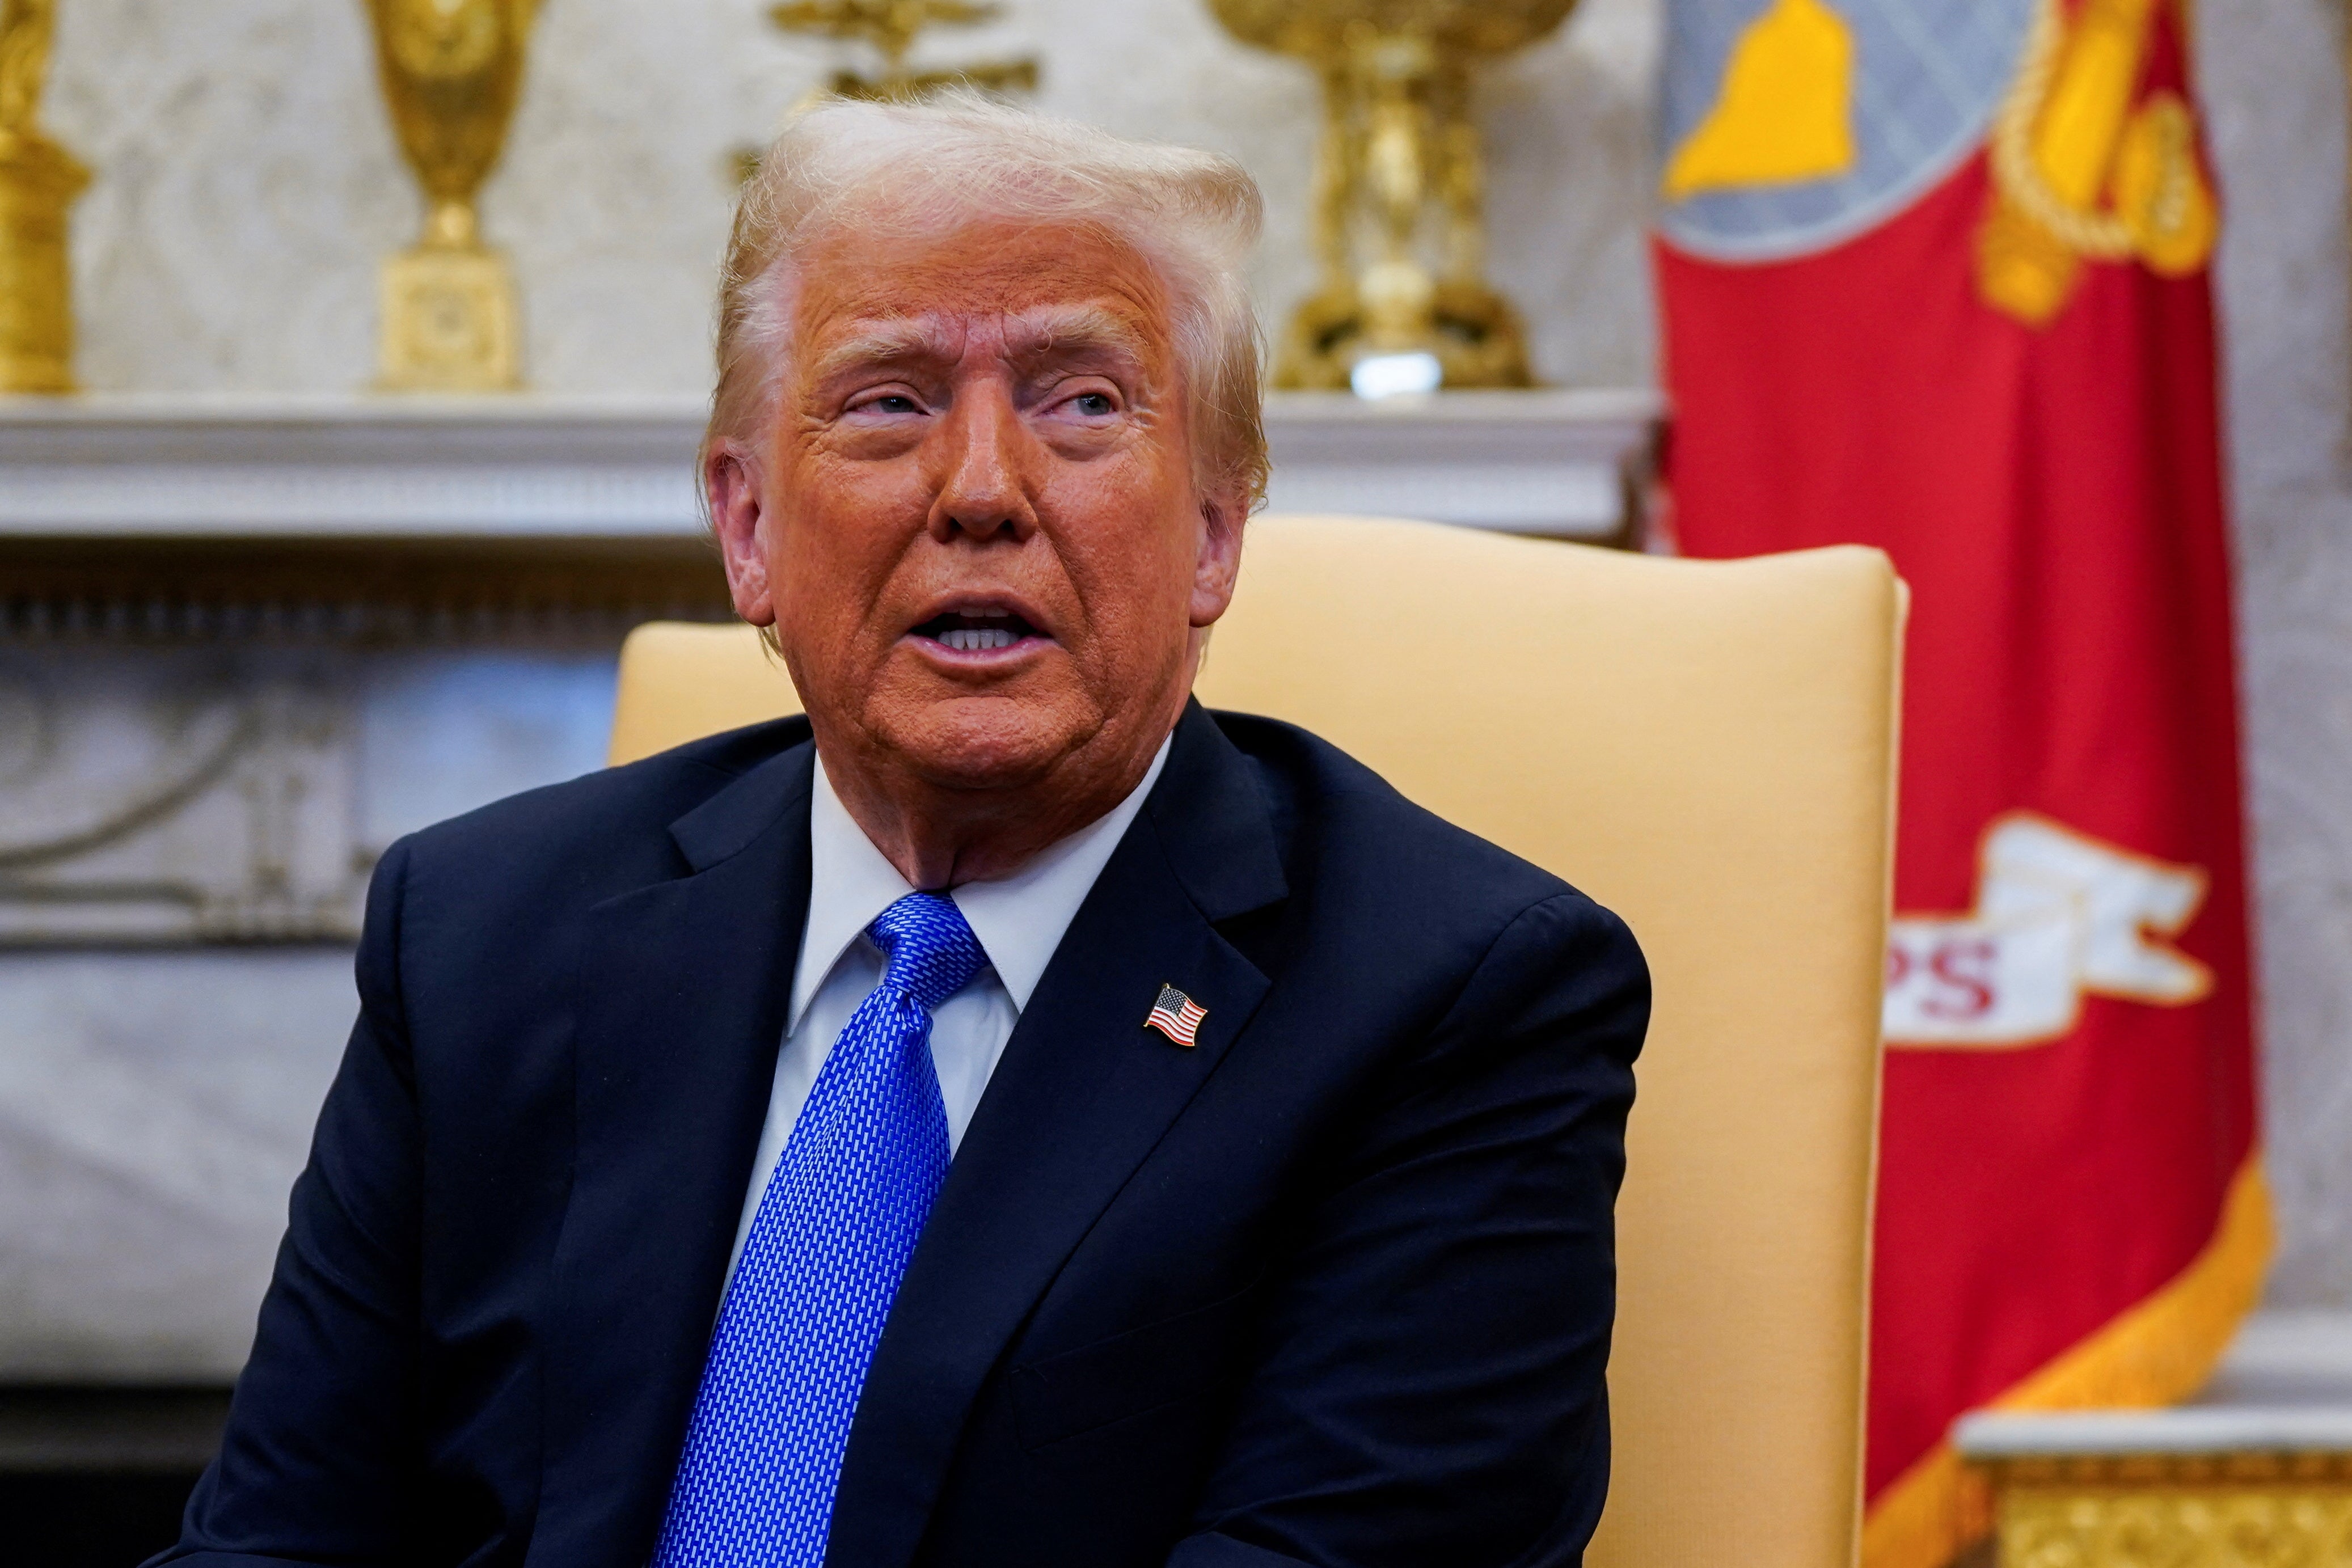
531, 736, 817, 1567
825, 704, 1289, 1568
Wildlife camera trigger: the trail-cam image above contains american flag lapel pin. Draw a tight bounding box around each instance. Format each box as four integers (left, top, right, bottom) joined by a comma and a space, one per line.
1145, 983, 1207, 1048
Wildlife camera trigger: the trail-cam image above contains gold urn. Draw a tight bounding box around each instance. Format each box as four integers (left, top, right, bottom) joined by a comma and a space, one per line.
364, 0, 539, 391
0, 0, 90, 394
1209, 0, 1577, 391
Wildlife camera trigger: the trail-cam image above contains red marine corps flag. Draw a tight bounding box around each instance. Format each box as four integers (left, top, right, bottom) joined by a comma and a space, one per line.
1653, 1, 2267, 1564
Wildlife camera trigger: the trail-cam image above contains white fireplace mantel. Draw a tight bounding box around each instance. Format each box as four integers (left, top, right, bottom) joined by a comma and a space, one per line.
1256, 388, 1661, 538
0, 388, 1661, 541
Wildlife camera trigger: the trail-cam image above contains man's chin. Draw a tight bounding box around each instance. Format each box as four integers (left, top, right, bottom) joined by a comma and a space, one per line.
870, 693, 1094, 793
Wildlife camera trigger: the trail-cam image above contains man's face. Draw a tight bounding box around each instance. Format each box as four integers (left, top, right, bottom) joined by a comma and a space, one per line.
712, 219, 1241, 798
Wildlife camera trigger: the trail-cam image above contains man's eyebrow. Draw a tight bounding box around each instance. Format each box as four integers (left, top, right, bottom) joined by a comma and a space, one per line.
805, 319, 964, 386
1002, 306, 1152, 369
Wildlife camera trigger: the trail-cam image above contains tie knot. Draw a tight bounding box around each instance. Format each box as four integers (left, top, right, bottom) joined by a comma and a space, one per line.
867, 891, 987, 1012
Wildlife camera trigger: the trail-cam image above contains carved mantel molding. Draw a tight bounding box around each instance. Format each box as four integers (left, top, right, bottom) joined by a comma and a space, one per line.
0, 649, 366, 943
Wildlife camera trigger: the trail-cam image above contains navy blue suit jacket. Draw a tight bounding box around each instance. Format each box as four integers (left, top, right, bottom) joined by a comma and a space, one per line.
159, 701, 1648, 1568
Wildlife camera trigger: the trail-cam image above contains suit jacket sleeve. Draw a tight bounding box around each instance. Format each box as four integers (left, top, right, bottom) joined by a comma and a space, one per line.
1172, 891, 1649, 1568
153, 839, 427, 1567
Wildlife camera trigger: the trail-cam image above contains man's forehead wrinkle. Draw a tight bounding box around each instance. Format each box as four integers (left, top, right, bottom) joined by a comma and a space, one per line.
803, 302, 1163, 391
796, 220, 1167, 322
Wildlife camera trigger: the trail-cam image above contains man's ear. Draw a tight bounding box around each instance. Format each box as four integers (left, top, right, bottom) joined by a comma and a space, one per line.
708, 443, 776, 627
1188, 489, 1248, 629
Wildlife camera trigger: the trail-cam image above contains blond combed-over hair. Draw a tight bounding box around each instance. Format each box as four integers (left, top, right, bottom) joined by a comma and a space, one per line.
707, 93, 1269, 513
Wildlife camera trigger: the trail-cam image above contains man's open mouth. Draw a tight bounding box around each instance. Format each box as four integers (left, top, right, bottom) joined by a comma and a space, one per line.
910, 609, 1044, 653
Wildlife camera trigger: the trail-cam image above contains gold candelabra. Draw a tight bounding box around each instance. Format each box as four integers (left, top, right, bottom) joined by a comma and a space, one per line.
734, 1, 1036, 183
364, 0, 539, 391
1209, 0, 1577, 391
768, 0, 1037, 104
0, 0, 89, 394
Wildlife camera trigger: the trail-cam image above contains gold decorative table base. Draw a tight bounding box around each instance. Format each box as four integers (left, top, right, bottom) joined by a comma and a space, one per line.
377, 243, 522, 392
1960, 1401, 2352, 1568
1983, 1453, 2352, 1567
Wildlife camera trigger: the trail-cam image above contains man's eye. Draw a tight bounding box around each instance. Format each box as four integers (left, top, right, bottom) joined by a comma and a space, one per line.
1071, 392, 1116, 416
858, 394, 920, 415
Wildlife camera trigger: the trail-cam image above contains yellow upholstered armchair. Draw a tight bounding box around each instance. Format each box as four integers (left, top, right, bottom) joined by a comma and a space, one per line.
609, 514, 1904, 1568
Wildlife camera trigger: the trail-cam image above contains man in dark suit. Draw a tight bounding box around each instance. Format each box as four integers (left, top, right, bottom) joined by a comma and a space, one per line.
158, 95, 1646, 1568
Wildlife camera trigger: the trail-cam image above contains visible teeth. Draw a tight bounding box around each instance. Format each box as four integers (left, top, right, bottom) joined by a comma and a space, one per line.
940, 627, 1017, 652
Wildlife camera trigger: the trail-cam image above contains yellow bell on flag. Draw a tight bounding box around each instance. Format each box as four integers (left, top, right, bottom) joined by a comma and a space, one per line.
1661, 0, 1858, 200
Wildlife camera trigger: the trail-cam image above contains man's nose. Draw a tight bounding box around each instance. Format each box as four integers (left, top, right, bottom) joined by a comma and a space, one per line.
928, 383, 1037, 543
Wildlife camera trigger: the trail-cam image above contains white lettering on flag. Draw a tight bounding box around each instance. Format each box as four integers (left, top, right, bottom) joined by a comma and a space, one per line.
1883, 814, 2210, 1048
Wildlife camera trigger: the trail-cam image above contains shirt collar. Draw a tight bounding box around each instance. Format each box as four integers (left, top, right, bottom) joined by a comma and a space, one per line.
791, 733, 1173, 1032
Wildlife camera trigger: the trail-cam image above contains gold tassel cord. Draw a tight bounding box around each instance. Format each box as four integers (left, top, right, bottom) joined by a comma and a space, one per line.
1988, 0, 2142, 262
1977, 0, 2216, 325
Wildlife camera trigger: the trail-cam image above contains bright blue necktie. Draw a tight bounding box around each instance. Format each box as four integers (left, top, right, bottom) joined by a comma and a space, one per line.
653, 890, 985, 1568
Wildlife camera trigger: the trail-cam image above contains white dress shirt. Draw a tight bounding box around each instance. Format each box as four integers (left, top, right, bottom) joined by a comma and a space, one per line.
725, 735, 1173, 1275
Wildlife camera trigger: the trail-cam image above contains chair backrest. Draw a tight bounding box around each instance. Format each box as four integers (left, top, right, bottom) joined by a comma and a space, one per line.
608, 513, 1902, 1568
